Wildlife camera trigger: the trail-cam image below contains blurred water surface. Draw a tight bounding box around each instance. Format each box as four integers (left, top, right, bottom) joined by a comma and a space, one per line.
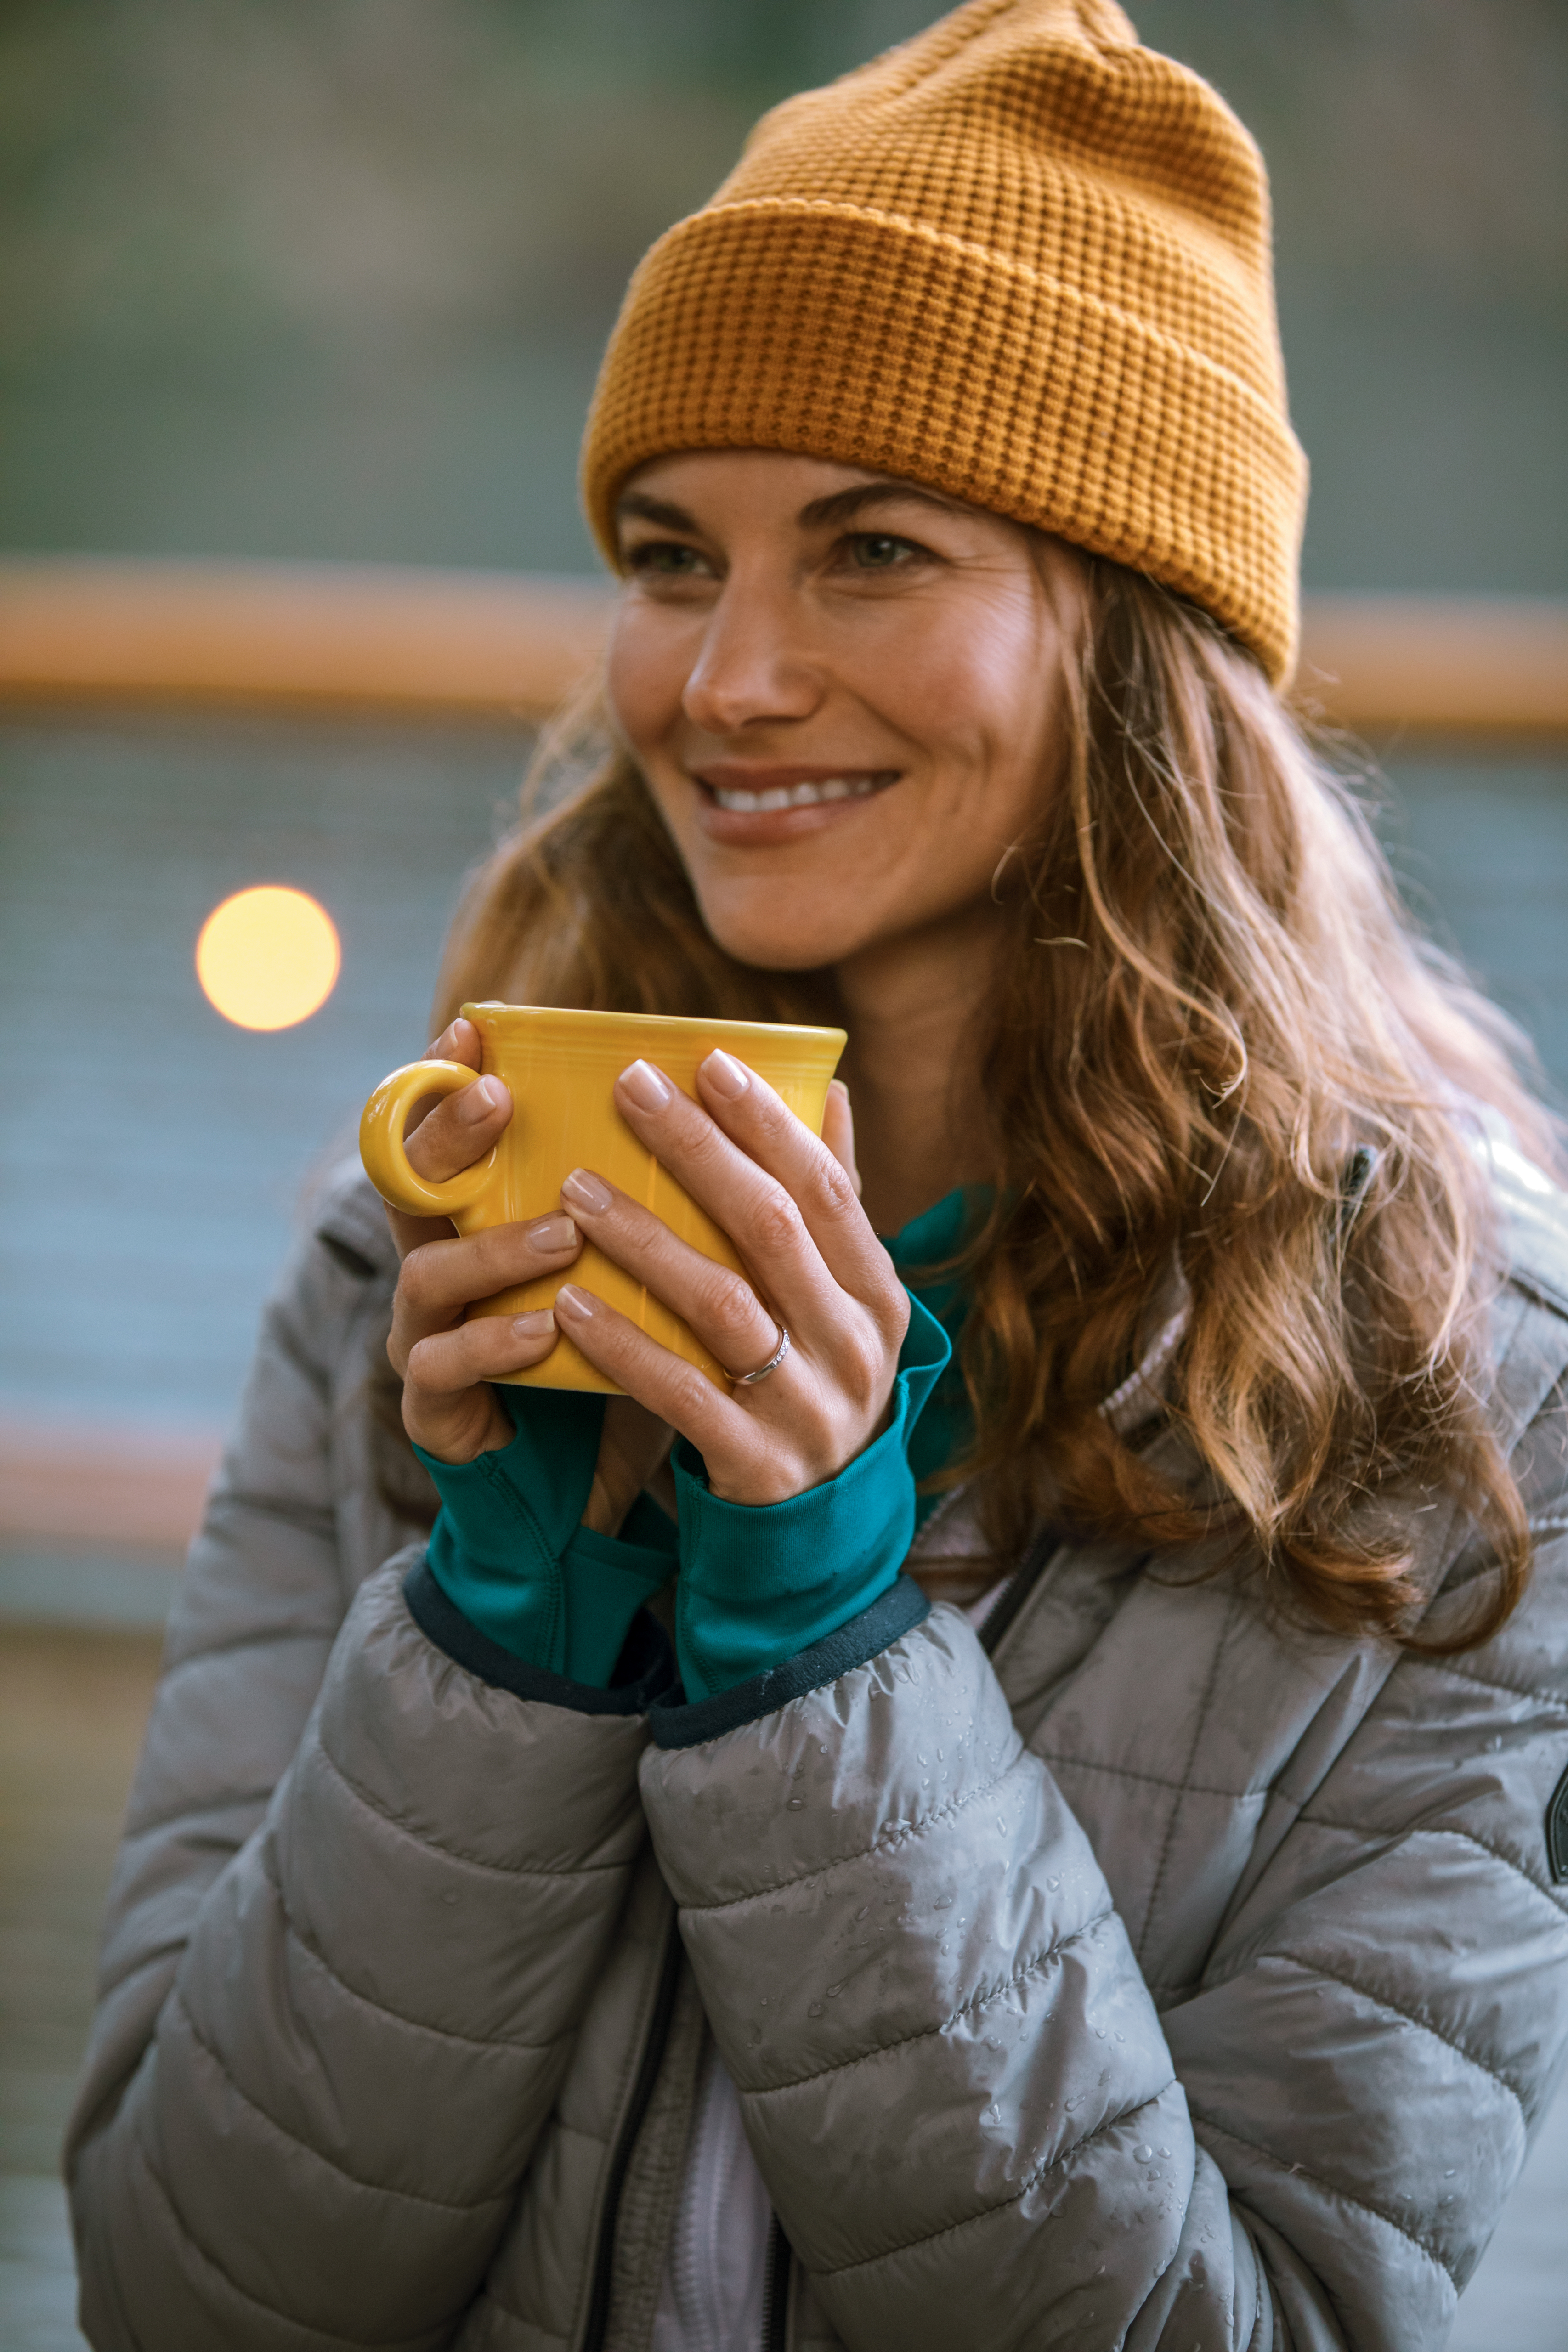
2, 720, 1565, 1436
0, 715, 529, 1427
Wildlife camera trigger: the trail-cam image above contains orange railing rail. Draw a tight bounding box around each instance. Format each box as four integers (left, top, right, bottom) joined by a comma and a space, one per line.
2, 555, 1565, 741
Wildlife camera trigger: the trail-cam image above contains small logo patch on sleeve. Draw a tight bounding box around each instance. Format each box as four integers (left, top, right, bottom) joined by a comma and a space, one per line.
1549, 1760, 1568, 1883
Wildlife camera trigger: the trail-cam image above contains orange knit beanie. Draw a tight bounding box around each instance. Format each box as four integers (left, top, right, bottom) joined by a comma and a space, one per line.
580, 0, 1307, 684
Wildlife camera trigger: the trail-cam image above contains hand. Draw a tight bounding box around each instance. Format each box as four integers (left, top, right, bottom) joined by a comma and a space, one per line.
384, 1018, 583, 1464
550, 1057, 910, 1507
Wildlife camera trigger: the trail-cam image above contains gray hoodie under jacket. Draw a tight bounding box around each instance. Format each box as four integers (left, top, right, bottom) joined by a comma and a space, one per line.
65, 1157, 1568, 2352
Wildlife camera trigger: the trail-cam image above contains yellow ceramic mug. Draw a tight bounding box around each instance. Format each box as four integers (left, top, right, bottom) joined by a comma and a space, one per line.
359, 1001, 848, 1396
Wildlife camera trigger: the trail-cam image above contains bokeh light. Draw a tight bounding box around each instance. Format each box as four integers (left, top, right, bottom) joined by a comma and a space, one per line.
196, 885, 340, 1030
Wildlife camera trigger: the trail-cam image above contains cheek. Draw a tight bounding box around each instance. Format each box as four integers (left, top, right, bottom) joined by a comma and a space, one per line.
605, 610, 690, 762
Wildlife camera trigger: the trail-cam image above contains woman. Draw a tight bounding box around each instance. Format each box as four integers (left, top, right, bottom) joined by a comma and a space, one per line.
68, 4, 1568, 2348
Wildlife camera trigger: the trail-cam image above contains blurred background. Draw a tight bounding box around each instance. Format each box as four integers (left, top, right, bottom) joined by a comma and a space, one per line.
0, 3, 1563, 2345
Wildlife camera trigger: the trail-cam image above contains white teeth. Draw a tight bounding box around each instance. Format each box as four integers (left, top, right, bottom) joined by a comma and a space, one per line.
712, 775, 885, 812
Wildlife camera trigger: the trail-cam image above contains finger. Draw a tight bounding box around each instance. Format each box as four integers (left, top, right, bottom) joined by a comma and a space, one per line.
400, 1308, 559, 1461
406, 1072, 512, 1183
384, 1019, 512, 1259
559, 1166, 789, 1374
552, 1283, 784, 1487
389, 1216, 581, 1366
821, 1079, 861, 1198
617, 1055, 903, 1331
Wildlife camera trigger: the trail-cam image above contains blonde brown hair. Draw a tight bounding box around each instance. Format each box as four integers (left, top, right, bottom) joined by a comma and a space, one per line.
432, 557, 1553, 1652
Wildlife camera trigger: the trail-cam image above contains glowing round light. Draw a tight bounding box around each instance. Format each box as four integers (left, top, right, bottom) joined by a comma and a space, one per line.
196, 886, 341, 1031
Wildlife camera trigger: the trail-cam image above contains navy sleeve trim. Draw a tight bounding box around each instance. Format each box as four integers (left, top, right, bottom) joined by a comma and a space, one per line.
648, 1575, 931, 1750
403, 1557, 678, 1716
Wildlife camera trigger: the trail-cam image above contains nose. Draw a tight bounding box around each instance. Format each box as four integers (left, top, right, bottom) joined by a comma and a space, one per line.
680, 576, 824, 735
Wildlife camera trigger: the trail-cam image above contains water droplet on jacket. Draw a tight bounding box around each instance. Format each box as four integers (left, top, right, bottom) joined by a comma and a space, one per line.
1064, 2095, 1081, 2112
1114, 2032, 1126, 2043
808, 2002, 823, 2017
917, 1753, 928, 1765
826, 1983, 844, 1998
1134, 2145, 1155, 2162
937, 1747, 945, 1760
1046, 1877, 1060, 1891
996, 1818, 1008, 1835
1157, 2146, 1171, 2158
855, 1904, 871, 1921
934, 1895, 953, 1908
1443, 2168, 1456, 2177
1094, 2028, 1106, 2039
787, 1797, 805, 1810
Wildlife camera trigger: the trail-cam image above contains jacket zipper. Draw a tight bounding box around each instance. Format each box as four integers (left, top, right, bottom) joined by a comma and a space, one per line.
578, 1532, 1042, 2352
582, 1906, 684, 2352
761, 2211, 792, 2352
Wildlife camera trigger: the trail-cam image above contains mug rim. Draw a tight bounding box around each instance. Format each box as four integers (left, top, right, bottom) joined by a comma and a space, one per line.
463, 1000, 847, 1049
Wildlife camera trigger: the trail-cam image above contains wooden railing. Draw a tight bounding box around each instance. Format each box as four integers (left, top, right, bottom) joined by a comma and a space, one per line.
1, 555, 1565, 741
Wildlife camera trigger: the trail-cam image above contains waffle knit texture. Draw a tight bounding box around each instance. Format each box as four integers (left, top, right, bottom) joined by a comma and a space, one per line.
581, 0, 1307, 684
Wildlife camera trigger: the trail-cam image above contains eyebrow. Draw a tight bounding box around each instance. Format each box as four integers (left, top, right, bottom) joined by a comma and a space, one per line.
613, 476, 968, 539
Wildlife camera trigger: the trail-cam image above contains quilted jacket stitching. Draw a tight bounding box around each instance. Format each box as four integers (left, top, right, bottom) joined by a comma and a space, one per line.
670, 1747, 1028, 1912
172, 1987, 515, 2219
814, 2085, 1173, 2278
264, 1871, 573, 2061
1291, 1813, 1568, 1910
1035, 1751, 1273, 1800
1132, 1592, 1238, 1959
1398, 1651, 1568, 1710
129, 2121, 436, 2350
314, 1730, 632, 1885
1243, 1950, 1531, 2116
1190, 2112, 1455, 2284
743, 1906, 1118, 2099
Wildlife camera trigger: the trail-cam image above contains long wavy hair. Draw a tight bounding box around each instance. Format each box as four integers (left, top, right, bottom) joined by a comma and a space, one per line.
423, 553, 1555, 1653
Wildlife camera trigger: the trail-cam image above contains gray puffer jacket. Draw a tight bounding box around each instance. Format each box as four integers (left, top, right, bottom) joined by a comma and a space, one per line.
67, 1158, 1568, 2352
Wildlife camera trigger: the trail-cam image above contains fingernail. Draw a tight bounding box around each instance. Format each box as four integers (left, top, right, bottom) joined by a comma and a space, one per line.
512, 1309, 555, 1338
555, 1282, 594, 1319
828, 1078, 850, 1104
459, 1076, 502, 1122
702, 1049, 751, 1100
619, 1058, 673, 1112
525, 1213, 577, 1251
561, 1168, 613, 1215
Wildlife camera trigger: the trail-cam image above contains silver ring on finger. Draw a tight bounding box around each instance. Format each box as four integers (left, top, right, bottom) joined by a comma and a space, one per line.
731, 1323, 790, 1386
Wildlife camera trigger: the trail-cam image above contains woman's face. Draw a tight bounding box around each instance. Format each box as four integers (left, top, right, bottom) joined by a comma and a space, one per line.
606, 451, 1081, 974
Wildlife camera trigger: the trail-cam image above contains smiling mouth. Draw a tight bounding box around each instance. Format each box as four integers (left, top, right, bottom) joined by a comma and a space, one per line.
700, 771, 899, 813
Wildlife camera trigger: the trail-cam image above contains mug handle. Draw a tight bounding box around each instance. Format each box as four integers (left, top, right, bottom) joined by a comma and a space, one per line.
359, 1059, 498, 1219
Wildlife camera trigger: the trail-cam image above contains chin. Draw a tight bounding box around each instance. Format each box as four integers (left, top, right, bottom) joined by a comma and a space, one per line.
695, 894, 860, 976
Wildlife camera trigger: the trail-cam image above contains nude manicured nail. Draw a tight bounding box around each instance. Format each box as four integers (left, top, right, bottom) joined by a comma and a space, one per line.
562, 1168, 613, 1215
555, 1283, 595, 1319
619, 1058, 673, 1112
702, 1049, 751, 1100
459, 1076, 502, 1122
512, 1310, 555, 1339
525, 1214, 577, 1251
